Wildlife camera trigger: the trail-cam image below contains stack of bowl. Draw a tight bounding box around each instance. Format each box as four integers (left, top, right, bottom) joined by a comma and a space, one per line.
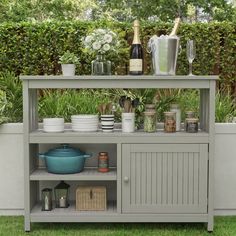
43, 118, 64, 132
71, 115, 98, 132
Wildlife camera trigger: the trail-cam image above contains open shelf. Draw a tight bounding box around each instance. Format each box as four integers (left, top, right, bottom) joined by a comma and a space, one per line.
30, 129, 209, 144
30, 168, 117, 181
21, 75, 218, 89
31, 201, 117, 222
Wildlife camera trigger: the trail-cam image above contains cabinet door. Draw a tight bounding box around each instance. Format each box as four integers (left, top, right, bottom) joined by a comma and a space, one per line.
122, 144, 208, 214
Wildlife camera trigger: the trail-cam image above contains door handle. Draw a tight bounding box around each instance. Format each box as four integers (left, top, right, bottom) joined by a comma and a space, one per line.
124, 176, 129, 183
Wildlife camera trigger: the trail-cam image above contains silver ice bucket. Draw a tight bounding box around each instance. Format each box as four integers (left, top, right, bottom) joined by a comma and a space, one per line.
148, 35, 180, 75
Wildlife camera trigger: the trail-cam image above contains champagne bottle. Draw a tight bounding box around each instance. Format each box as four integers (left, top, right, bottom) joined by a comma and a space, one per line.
129, 20, 143, 75
169, 17, 181, 36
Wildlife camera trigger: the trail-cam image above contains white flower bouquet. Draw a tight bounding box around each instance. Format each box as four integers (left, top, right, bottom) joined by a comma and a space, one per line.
84, 28, 118, 54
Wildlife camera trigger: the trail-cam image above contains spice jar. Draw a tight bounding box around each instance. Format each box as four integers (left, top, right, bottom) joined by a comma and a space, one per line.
164, 112, 176, 133
170, 104, 181, 131
144, 104, 156, 132
98, 152, 109, 172
185, 111, 195, 130
186, 118, 198, 133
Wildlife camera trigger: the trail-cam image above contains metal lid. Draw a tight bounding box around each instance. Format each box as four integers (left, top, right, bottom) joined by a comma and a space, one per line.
185, 111, 195, 114
145, 104, 155, 109
45, 144, 84, 157
170, 103, 180, 109
99, 152, 108, 156
186, 118, 198, 122
144, 111, 156, 115
164, 111, 176, 115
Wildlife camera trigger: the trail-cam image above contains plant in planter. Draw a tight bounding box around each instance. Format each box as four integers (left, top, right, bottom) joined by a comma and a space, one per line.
119, 96, 140, 133
59, 50, 79, 76
97, 102, 115, 132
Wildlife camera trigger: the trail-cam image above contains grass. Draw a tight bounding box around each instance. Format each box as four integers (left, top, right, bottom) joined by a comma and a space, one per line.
0, 216, 236, 236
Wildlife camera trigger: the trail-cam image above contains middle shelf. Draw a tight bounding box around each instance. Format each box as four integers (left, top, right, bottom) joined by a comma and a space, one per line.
29, 129, 209, 144
30, 168, 117, 181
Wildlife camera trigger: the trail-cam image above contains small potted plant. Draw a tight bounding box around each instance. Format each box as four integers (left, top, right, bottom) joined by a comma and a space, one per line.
59, 50, 79, 76
119, 96, 140, 133
97, 102, 115, 132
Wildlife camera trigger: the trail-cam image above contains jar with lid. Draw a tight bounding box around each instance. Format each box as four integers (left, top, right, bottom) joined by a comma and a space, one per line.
185, 111, 195, 130
144, 104, 156, 132
164, 112, 176, 133
186, 118, 198, 133
98, 152, 109, 172
170, 104, 181, 131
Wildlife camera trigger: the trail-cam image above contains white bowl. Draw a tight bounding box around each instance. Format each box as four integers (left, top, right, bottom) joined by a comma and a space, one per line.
72, 128, 98, 132
43, 126, 64, 132
43, 118, 64, 125
71, 115, 98, 119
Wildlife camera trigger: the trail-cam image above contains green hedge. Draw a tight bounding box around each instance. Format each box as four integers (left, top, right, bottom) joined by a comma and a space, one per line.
0, 21, 235, 84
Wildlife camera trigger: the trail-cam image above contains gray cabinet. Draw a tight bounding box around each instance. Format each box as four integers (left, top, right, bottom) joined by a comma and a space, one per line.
21, 75, 217, 232
122, 144, 208, 214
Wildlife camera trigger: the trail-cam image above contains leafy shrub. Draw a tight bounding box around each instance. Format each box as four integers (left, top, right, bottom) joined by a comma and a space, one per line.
0, 71, 22, 123
0, 21, 235, 86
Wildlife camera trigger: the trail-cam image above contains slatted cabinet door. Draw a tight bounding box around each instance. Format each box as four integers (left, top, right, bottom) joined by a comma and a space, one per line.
122, 144, 208, 214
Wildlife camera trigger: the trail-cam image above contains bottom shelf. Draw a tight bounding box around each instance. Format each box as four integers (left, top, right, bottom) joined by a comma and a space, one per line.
31, 200, 117, 217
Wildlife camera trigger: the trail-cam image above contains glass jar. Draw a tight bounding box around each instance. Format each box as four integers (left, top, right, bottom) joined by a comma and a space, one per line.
98, 152, 109, 172
185, 111, 195, 130
143, 104, 156, 132
164, 112, 176, 133
91, 54, 111, 75
170, 104, 181, 131
144, 111, 156, 132
41, 188, 53, 211
186, 118, 198, 133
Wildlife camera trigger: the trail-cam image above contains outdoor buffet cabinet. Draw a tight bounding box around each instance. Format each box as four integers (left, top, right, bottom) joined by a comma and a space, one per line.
21, 75, 217, 232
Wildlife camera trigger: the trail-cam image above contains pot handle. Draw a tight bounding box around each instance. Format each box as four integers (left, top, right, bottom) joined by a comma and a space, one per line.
83, 153, 93, 159
38, 153, 45, 159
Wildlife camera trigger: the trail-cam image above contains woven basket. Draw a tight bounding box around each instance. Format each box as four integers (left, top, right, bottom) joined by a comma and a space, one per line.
76, 186, 106, 211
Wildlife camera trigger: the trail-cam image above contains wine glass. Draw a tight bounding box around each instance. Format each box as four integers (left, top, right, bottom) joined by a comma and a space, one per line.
186, 40, 196, 76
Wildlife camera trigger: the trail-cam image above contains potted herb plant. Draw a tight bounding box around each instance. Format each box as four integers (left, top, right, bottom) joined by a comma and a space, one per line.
59, 50, 79, 76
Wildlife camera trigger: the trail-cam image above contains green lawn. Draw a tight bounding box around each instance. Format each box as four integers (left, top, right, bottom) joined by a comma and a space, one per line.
0, 216, 236, 236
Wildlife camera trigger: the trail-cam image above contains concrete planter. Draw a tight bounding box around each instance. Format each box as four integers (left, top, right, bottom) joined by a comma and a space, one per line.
0, 123, 23, 215
214, 123, 236, 215
0, 122, 236, 215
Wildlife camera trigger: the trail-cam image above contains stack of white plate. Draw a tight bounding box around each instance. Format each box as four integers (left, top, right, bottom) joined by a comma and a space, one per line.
43, 118, 64, 132
71, 115, 98, 132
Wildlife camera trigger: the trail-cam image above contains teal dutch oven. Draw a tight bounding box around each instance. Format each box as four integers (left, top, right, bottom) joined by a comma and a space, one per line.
39, 144, 92, 174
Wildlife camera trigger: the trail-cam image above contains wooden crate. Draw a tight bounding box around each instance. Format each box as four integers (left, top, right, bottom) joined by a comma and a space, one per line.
76, 186, 106, 211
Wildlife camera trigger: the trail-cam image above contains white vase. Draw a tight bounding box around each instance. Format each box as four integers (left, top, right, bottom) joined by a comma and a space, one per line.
122, 113, 135, 133
61, 64, 75, 76
101, 115, 114, 132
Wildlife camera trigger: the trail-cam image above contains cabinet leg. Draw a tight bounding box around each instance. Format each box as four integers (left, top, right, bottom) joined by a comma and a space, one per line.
207, 217, 214, 232
24, 220, 31, 232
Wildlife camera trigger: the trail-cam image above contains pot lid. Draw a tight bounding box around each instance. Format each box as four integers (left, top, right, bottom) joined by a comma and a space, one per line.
45, 144, 84, 157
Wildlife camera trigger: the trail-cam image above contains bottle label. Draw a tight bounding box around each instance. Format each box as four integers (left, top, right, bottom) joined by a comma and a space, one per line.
129, 59, 143, 72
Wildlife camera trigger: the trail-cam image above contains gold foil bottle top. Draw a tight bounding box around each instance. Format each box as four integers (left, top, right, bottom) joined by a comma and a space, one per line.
132, 20, 141, 44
